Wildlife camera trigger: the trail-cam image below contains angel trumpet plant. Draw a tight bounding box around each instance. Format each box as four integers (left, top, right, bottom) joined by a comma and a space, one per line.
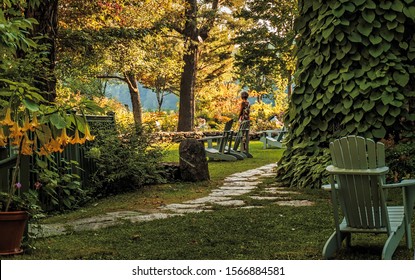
0, 79, 100, 212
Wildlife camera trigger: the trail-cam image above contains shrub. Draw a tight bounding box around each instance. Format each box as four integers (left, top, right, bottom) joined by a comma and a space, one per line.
34, 158, 87, 213
85, 125, 165, 197
385, 141, 415, 183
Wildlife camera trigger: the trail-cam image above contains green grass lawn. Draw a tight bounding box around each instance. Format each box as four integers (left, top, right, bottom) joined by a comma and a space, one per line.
2, 141, 415, 260
39, 141, 283, 224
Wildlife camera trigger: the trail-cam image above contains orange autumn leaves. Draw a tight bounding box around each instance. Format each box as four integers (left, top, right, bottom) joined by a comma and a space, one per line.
0, 107, 95, 156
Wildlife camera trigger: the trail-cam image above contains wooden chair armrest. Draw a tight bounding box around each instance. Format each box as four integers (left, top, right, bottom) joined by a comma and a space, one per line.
326, 165, 389, 175
381, 179, 415, 189
198, 136, 223, 141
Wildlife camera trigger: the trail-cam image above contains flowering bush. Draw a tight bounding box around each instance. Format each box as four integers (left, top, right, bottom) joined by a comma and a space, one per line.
0, 79, 100, 212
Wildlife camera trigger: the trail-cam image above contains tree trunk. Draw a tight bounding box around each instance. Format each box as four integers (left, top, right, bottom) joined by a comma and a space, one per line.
26, 0, 58, 101
287, 70, 292, 99
156, 90, 164, 112
177, 0, 198, 132
178, 44, 198, 131
124, 72, 142, 127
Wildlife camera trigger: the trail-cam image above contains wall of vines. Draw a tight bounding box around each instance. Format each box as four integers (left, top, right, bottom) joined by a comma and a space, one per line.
276, 0, 415, 188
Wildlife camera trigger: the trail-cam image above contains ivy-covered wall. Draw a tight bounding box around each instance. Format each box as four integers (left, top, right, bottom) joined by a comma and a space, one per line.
276, 0, 415, 188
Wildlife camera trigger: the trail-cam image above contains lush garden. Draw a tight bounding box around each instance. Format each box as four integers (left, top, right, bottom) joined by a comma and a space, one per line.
1, 0, 415, 262
7, 144, 415, 260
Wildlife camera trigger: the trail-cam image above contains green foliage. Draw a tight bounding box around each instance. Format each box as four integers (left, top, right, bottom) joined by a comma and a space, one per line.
85, 125, 165, 197
143, 111, 178, 132
277, 0, 415, 188
385, 140, 415, 183
34, 157, 87, 213
234, 0, 297, 95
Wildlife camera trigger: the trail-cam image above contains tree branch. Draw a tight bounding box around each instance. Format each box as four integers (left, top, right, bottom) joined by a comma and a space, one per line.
96, 75, 126, 82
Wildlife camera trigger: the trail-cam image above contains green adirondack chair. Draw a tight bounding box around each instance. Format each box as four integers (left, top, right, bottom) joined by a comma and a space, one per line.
259, 128, 286, 149
200, 120, 238, 161
231, 120, 253, 158
323, 135, 415, 260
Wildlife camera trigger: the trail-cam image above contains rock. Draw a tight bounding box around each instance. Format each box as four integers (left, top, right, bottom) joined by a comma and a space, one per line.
179, 138, 210, 182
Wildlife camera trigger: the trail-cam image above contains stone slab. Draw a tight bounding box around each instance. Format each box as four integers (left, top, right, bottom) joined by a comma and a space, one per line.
209, 189, 251, 197
275, 200, 315, 207
184, 196, 231, 204
249, 196, 280, 200
213, 200, 246, 207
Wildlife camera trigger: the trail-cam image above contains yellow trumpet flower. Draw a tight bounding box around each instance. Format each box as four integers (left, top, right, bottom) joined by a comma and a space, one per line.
9, 122, 23, 139
21, 134, 34, 155
11, 135, 22, 146
21, 114, 31, 132
0, 127, 7, 147
30, 113, 40, 131
70, 129, 86, 145
57, 127, 72, 146
83, 125, 95, 141
36, 146, 50, 156
1, 107, 15, 126
47, 138, 64, 153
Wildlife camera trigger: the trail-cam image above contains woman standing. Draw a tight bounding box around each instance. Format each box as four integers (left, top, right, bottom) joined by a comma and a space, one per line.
238, 91, 250, 122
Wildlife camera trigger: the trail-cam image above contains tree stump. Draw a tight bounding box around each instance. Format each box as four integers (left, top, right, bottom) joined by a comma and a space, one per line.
179, 139, 210, 182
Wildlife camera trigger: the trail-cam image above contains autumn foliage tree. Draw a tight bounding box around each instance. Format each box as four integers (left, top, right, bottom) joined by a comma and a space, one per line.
58, 0, 177, 127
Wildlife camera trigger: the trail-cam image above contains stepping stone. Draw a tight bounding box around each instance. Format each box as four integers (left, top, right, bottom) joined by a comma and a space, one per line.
241, 206, 264, 209
213, 200, 245, 207
275, 200, 315, 207
128, 213, 181, 223
160, 203, 206, 210
249, 196, 279, 200
219, 185, 257, 191
72, 220, 119, 232
71, 215, 117, 226
184, 196, 231, 204
265, 188, 300, 195
106, 211, 145, 219
210, 189, 251, 197
31, 223, 67, 238
224, 177, 245, 182
167, 209, 213, 214
222, 181, 259, 187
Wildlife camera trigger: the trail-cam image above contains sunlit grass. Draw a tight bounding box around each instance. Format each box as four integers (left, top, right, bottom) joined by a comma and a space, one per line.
8, 184, 415, 260
40, 141, 283, 224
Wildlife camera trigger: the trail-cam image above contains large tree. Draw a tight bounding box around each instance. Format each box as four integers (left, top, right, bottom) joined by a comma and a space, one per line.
26, 0, 59, 101
276, 0, 415, 189
57, 0, 176, 127
234, 0, 297, 100
177, 0, 224, 131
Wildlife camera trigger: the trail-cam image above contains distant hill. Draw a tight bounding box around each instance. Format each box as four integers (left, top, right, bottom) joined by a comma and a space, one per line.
105, 82, 278, 112
105, 83, 179, 111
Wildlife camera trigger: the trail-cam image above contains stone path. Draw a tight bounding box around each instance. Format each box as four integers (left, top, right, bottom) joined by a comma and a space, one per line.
32, 163, 314, 238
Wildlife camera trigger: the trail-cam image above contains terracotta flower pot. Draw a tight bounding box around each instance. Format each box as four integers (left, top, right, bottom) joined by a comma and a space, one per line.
0, 211, 29, 255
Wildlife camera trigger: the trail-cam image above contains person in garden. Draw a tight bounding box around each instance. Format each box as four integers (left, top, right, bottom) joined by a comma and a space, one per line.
238, 91, 250, 122
237, 91, 250, 152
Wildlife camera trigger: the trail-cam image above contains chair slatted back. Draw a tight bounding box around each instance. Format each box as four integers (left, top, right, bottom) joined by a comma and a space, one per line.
217, 120, 233, 153
330, 136, 388, 229
233, 120, 250, 151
